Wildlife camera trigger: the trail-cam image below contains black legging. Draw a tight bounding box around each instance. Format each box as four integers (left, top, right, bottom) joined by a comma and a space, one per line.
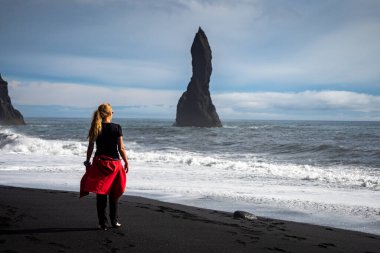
96, 194, 119, 226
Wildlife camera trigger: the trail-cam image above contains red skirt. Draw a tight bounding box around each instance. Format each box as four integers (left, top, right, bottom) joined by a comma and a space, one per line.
80, 155, 126, 200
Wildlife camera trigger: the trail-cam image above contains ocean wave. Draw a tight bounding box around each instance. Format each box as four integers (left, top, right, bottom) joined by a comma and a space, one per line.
0, 128, 86, 156
127, 149, 379, 191
315, 144, 349, 153
1, 127, 378, 191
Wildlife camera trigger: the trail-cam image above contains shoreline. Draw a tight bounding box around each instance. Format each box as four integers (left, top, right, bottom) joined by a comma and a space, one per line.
1, 170, 379, 236
1, 185, 379, 252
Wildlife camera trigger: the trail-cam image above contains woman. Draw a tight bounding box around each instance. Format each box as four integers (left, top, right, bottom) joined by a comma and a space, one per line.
80, 103, 129, 230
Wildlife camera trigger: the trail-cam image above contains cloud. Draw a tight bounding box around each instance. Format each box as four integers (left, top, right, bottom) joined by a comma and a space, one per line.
1, 0, 380, 114
4, 54, 182, 88
8, 78, 180, 118
9, 79, 380, 120
215, 19, 380, 88
8, 80, 182, 108
213, 90, 380, 120
292, 21, 380, 84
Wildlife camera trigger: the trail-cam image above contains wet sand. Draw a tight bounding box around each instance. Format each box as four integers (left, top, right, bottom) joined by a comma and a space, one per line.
0, 185, 379, 253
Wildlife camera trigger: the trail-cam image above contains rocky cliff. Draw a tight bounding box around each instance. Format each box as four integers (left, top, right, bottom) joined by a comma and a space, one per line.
0, 74, 25, 125
175, 27, 222, 127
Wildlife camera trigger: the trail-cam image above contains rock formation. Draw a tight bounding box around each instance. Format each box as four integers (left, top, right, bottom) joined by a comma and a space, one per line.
0, 74, 25, 125
175, 27, 222, 127
233, 211, 257, 221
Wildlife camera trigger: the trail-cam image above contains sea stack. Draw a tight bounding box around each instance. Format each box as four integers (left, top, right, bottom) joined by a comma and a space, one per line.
175, 27, 222, 127
0, 74, 25, 125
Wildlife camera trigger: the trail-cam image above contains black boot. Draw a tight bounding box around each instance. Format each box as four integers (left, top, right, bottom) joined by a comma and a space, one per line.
96, 194, 108, 230
109, 196, 121, 228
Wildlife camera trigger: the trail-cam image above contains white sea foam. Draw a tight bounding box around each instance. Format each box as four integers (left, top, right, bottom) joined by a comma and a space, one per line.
126, 149, 379, 190
0, 128, 86, 156
0, 128, 378, 190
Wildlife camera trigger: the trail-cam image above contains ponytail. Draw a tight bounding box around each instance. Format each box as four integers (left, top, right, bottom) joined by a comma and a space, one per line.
88, 103, 112, 142
88, 110, 102, 143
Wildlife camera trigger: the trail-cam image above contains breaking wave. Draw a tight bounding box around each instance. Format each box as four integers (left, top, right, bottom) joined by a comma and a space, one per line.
1, 127, 378, 190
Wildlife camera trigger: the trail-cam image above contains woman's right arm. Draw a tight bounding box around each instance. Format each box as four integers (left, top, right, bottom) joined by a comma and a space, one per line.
117, 136, 129, 173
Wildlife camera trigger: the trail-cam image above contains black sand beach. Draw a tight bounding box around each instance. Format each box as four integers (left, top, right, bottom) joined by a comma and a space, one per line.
0, 185, 379, 253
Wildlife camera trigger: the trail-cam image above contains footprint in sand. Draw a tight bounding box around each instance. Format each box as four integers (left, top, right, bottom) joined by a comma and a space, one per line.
24, 235, 41, 242
318, 242, 336, 248
266, 247, 290, 252
284, 234, 307, 241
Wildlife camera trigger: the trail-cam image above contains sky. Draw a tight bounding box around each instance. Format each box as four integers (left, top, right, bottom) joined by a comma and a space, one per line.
0, 0, 379, 121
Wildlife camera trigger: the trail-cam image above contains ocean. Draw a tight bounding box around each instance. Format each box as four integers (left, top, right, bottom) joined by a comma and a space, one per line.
0, 118, 379, 234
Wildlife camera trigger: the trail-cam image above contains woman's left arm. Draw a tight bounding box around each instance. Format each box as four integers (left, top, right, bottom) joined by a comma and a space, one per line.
85, 141, 94, 166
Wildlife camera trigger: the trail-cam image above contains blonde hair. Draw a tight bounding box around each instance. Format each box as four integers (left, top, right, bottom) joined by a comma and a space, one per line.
88, 103, 112, 142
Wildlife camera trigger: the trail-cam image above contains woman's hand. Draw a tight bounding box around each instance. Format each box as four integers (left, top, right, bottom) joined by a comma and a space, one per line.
124, 162, 129, 174
118, 136, 129, 174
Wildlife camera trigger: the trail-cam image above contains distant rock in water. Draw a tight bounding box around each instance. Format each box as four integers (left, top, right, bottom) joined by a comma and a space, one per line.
0, 74, 25, 125
175, 27, 222, 127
